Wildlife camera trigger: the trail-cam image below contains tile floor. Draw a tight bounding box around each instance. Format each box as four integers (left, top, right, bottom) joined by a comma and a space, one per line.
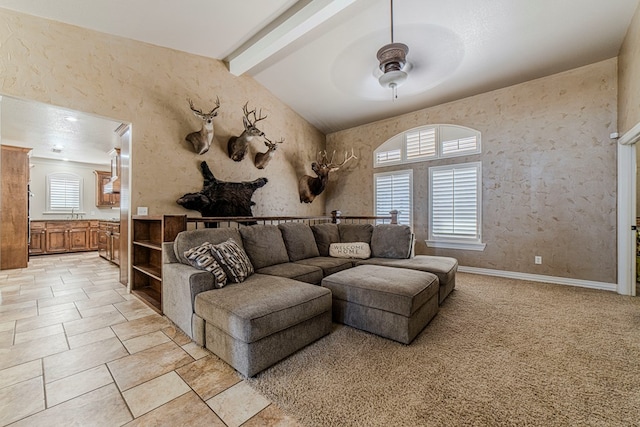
0, 252, 300, 426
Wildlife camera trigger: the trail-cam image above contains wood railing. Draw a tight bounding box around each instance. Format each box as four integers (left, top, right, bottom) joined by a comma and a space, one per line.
183, 210, 399, 229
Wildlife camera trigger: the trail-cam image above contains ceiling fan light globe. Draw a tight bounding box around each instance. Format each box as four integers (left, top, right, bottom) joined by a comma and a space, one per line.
378, 69, 408, 89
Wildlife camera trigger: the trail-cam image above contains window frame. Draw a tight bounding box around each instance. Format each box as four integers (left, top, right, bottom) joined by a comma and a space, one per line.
45, 172, 84, 214
427, 161, 485, 251
373, 169, 413, 228
373, 124, 481, 168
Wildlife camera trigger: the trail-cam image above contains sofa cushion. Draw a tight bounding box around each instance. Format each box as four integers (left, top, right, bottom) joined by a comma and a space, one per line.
174, 228, 244, 265
194, 273, 332, 343
356, 255, 457, 289
370, 224, 413, 259
338, 223, 373, 244
278, 222, 320, 261
329, 242, 371, 259
295, 256, 354, 276
256, 262, 324, 285
239, 225, 290, 269
210, 238, 254, 283
184, 242, 228, 288
311, 223, 340, 256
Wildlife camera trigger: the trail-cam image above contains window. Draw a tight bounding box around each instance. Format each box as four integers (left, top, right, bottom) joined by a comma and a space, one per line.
374, 170, 412, 227
427, 162, 485, 250
46, 173, 83, 212
374, 124, 481, 167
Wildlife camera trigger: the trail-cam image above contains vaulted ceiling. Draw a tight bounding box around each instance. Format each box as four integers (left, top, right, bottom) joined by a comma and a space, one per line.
0, 0, 638, 162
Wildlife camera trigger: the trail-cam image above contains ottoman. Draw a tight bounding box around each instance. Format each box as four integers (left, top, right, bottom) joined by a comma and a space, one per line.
321, 265, 439, 344
356, 255, 458, 304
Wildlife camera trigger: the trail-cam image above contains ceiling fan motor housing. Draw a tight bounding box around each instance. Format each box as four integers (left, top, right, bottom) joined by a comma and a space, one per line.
377, 42, 409, 73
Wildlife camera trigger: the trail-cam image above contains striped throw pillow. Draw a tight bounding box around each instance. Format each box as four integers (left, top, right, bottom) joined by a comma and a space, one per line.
184, 242, 228, 288
210, 238, 254, 283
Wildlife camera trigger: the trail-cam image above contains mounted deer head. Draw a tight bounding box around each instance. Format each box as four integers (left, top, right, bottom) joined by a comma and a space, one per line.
227, 102, 267, 162
298, 148, 357, 203
185, 97, 220, 155
254, 137, 284, 169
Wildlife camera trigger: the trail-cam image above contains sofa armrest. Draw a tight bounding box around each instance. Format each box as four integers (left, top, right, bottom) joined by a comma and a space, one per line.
163, 261, 216, 339
163, 242, 178, 264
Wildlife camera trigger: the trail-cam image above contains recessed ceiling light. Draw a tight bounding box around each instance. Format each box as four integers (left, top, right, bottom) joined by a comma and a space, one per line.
64, 116, 78, 122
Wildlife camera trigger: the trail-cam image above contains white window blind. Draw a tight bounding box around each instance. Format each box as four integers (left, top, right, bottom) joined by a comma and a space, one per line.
47, 173, 82, 211
429, 162, 481, 242
406, 128, 436, 159
374, 170, 412, 226
376, 149, 401, 164
441, 135, 478, 156
374, 124, 480, 168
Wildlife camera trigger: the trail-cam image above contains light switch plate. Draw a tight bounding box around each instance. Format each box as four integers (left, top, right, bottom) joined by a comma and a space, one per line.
137, 207, 148, 215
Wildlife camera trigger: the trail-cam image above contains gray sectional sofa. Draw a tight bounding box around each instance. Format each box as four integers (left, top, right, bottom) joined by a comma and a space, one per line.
162, 221, 457, 377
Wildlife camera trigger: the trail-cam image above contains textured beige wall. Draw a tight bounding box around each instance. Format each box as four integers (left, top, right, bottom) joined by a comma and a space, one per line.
618, 3, 640, 214
0, 8, 326, 218
326, 59, 618, 283
618, 2, 640, 135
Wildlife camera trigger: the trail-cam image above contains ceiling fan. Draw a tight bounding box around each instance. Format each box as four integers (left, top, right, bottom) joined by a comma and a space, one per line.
331, 1, 463, 102
376, 0, 409, 100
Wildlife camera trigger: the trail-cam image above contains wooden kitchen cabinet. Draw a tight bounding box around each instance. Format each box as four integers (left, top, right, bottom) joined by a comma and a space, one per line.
30, 220, 99, 255
1, 145, 31, 270
45, 222, 69, 253
89, 221, 99, 250
94, 170, 120, 207
29, 221, 46, 255
98, 221, 120, 265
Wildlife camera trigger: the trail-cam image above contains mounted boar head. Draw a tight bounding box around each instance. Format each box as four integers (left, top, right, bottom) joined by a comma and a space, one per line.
227, 102, 267, 162
185, 97, 220, 155
254, 137, 283, 169
298, 149, 357, 203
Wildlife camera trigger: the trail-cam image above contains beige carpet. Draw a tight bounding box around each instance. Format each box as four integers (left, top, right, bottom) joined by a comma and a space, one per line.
247, 273, 640, 426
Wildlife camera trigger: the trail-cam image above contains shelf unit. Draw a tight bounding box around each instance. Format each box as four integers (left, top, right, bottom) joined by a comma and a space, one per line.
131, 215, 186, 312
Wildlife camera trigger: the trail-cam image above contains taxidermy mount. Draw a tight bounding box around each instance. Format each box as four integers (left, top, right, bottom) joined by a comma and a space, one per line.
176, 161, 268, 227
185, 97, 220, 155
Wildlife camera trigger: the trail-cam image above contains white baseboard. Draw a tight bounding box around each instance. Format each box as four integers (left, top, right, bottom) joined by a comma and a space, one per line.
457, 266, 617, 292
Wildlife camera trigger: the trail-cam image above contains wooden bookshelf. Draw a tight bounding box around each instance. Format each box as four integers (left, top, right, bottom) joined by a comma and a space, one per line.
131, 215, 186, 312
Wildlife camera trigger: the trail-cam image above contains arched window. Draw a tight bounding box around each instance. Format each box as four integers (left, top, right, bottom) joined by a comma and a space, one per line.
374, 124, 481, 167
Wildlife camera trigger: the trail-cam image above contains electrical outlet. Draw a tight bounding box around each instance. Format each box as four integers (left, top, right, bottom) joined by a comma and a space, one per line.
137, 207, 148, 216
534, 256, 542, 265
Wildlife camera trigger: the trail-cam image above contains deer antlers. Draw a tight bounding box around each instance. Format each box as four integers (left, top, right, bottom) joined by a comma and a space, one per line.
188, 96, 220, 116
242, 102, 267, 127
316, 148, 358, 171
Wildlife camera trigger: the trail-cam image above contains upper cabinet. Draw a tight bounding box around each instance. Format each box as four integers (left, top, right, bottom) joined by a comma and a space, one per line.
95, 170, 120, 207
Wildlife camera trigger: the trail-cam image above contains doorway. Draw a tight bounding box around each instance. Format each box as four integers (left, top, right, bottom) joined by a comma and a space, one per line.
617, 122, 640, 296
0, 95, 132, 286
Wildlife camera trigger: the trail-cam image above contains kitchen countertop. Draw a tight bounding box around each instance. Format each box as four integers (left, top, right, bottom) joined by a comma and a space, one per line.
31, 219, 120, 222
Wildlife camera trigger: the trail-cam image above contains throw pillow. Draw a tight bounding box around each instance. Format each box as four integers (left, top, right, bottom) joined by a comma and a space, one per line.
329, 242, 371, 259
210, 238, 254, 283
184, 242, 228, 288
